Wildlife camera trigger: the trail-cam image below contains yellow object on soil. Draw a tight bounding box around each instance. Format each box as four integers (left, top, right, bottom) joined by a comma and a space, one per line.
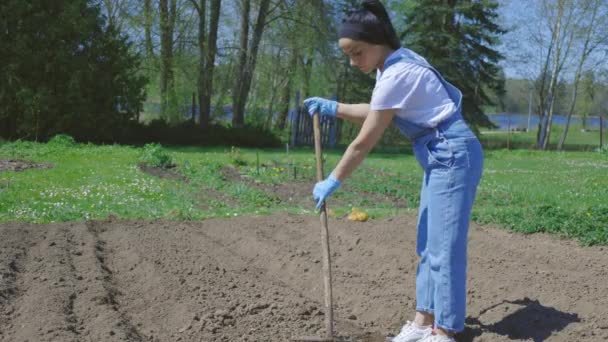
347, 208, 368, 222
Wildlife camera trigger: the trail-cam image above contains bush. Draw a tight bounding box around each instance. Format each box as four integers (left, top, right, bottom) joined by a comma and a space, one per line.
48, 134, 76, 147
138, 143, 174, 168
228, 146, 247, 166
0, 119, 283, 148
119, 120, 282, 147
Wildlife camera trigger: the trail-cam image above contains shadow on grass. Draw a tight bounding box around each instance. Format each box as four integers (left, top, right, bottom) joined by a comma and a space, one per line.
458, 297, 581, 342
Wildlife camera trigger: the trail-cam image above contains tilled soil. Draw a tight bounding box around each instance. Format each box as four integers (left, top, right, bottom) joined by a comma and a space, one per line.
138, 164, 186, 183
1, 214, 607, 342
0, 159, 53, 172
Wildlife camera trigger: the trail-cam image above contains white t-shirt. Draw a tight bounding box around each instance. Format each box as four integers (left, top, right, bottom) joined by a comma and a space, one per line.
370, 50, 456, 128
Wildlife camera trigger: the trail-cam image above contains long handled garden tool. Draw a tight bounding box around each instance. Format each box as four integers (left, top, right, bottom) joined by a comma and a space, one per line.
292, 113, 335, 342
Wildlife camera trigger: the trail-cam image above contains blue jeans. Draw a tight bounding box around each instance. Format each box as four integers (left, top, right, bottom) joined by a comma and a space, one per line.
412, 119, 483, 332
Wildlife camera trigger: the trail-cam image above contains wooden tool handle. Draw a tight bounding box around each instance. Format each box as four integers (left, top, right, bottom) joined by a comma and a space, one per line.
312, 113, 334, 339
313, 114, 324, 182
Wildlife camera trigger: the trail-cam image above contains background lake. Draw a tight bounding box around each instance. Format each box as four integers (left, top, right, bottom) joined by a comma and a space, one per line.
488, 113, 606, 131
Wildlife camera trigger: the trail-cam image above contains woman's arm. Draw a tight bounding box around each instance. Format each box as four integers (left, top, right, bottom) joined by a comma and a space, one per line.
336, 103, 371, 125
332, 108, 397, 180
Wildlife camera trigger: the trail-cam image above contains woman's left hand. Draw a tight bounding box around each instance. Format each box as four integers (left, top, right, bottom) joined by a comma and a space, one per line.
313, 174, 341, 209
303, 97, 338, 117
312, 108, 397, 210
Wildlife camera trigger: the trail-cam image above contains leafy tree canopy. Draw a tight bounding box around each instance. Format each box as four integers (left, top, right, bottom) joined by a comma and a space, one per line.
0, 0, 147, 141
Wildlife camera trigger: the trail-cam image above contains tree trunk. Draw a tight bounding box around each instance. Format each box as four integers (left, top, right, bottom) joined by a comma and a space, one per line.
542, 95, 556, 149
540, 0, 576, 150
543, 43, 576, 149
196, 0, 207, 126
538, 3, 562, 149
159, 0, 178, 122
535, 1, 558, 148
144, 0, 154, 58
214, 56, 234, 118
168, 0, 177, 121
558, 0, 601, 150
199, 0, 221, 128
232, 0, 251, 128
301, 54, 313, 99
264, 48, 281, 129
558, 83, 577, 150
274, 78, 291, 130
266, 81, 277, 129
169, 0, 177, 43
275, 50, 297, 130
159, 0, 172, 119
232, 0, 271, 128
535, 79, 549, 148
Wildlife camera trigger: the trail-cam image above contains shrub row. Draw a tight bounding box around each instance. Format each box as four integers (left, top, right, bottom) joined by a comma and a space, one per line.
5, 120, 282, 148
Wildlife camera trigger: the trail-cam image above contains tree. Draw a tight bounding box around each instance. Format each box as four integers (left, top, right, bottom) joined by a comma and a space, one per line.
557, 0, 608, 150
270, 1, 303, 131
576, 71, 596, 130
232, 0, 272, 128
537, 0, 578, 149
268, 0, 334, 130
395, 0, 506, 130
0, 0, 147, 141
159, 0, 178, 121
144, 0, 155, 59
189, 0, 222, 128
507, 0, 593, 149
102, 0, 129, 31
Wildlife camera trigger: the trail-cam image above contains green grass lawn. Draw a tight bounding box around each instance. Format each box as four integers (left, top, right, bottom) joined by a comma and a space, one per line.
1, 138, 607, 245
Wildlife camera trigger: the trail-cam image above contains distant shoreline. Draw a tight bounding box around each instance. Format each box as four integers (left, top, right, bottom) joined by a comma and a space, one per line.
487, 113, 604, 119
486, 113, 605, 130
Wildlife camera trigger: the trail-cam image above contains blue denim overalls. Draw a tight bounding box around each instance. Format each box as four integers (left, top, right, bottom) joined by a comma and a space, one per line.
383, 48, 484, 332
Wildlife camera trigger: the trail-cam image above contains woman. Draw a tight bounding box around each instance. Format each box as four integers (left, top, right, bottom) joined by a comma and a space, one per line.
304, 1, 483, 341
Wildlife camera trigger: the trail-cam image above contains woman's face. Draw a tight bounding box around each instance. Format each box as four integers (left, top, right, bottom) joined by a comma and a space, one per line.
338, 38, 385, 74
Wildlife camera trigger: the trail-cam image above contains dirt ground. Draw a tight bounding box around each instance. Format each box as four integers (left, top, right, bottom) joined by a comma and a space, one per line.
1, 213, 607, 342
138, 163, 186, 183
0, 159, 53, 172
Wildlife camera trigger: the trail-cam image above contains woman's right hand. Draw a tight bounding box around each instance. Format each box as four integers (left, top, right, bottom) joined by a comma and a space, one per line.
303, 97, 338, 118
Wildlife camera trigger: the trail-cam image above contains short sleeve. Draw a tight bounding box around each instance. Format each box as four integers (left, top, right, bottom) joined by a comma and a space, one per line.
370, 63, 428, 111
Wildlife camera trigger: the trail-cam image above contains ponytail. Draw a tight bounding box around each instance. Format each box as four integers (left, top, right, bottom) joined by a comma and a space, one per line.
361, 0, 390, 22
339, 0, 401, 49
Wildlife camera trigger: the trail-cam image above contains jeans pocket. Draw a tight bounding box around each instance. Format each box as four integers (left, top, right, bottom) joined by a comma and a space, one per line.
426, 136, 454, 168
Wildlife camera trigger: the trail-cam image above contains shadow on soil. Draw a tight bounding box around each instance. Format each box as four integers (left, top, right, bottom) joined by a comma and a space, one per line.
458, 297, 581, 342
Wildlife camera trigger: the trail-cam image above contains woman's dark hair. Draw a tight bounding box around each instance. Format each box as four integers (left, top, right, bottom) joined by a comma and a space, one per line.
339, 0, 401, 49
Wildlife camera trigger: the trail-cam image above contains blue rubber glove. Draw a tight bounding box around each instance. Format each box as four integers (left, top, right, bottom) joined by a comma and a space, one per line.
303, 97, 338, 118
313, 174, 341, 210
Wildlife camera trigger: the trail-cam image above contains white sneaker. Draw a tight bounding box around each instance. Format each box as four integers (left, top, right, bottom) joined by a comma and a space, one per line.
391, 321, 433, 342
419, 333, 456, 342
